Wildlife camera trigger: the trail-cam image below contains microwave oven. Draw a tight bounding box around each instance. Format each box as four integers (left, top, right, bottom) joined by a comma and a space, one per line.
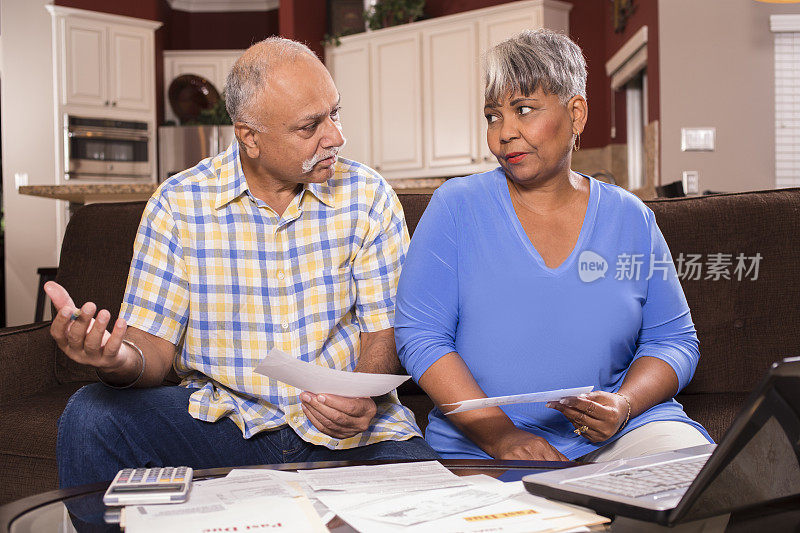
64, 116, 153, 181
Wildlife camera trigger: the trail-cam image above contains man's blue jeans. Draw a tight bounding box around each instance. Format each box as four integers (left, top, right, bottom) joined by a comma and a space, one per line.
57, 383, 438, 488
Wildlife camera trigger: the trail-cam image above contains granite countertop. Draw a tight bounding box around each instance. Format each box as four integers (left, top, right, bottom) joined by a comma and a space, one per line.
19, 184, 158, 203
18, 178, 445, 204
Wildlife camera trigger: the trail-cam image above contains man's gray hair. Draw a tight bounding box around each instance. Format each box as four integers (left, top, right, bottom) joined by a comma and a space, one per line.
225, 37, 317, 130
483, 28, 586, 105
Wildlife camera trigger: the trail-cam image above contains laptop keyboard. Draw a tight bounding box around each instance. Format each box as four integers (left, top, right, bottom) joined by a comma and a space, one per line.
563, 456, 709, 498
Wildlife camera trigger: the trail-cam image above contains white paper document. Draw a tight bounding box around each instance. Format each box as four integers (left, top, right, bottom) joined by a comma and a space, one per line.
320, 477, 601, 533
442, 386, 594, 414
123, 497, 327, 533
299, 460, 468, 494
351, 485, 508, 526
254, 348, 410, 397
123, 471, 328, 532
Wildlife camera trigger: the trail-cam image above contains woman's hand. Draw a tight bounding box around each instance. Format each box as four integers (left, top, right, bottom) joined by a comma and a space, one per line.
547, 391, 629, 443
488, 427, 567, 461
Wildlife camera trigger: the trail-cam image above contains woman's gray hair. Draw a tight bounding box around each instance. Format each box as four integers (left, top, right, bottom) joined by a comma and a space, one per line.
483, 28, 586, 105
225, 37, 317, 130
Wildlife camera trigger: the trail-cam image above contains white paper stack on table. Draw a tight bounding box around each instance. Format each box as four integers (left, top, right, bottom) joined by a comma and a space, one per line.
296, 461, 609, 532
121, 462, 608, 532
122, 469, 328, 532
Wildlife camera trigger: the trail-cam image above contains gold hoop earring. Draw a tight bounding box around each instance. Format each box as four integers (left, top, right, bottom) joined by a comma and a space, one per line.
573, 133, 581, 152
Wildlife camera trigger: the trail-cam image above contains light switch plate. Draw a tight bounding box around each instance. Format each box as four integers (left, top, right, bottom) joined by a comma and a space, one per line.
683, 171, 699, 194
14, 172, 29, 189
681, 128, 716, 151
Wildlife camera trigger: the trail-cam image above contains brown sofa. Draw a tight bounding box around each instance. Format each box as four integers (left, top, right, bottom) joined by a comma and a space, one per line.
1, 188, 798, 505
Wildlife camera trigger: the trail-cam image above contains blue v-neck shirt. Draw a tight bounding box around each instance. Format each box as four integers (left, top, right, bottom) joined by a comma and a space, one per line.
395, 169, 711, 460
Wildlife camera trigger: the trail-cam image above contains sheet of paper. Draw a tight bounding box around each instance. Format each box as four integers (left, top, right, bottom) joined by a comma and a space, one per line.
226, 468, 335, 524
124, 471, 302, 519
350, 485, 508, 526
442, 386, 594, 414
123, 496, 327, 533
254, 348, 410, 397
298, 460, 468, 494
326, 479, 592, 533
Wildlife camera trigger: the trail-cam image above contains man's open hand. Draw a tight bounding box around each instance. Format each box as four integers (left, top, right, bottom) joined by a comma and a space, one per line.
300, 392, 377, 439
45, 281, 129, 371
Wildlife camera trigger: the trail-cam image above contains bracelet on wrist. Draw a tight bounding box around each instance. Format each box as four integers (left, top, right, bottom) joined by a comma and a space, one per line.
612, 392, 632, 432
96, 339, 146, 389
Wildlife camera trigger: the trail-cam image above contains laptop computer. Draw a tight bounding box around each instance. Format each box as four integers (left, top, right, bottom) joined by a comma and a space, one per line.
523, 357, 800, 526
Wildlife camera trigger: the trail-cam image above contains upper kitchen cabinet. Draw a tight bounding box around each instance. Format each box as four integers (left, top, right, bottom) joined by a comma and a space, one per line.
326, 0, 571, 180
370, 33, 423, 173
49, 6, 161, 116
327, 43, 371, 165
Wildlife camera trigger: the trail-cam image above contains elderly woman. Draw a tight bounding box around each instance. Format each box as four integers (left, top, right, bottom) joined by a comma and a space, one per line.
395, 29, 711, 462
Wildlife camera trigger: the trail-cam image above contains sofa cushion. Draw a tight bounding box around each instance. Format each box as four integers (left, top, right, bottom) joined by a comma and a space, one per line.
0, 382, 88, 504
646, 189, 800, 395
54, 202, 147, 383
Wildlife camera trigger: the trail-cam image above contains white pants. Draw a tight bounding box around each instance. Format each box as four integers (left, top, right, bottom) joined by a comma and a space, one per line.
580, 421, 711, 463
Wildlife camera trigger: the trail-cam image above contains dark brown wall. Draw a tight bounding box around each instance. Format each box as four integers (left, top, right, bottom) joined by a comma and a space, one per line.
54, 0, 162, 20
166, 9, 278, 50
279, 0, 327, 59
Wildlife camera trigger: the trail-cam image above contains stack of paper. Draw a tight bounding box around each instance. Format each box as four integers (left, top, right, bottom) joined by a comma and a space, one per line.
295, 461, 609, 532
121, 462, 608, 533
122, 470, 328, 532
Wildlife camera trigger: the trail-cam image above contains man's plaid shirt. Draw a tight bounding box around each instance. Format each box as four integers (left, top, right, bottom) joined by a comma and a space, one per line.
119, 141, 422, 449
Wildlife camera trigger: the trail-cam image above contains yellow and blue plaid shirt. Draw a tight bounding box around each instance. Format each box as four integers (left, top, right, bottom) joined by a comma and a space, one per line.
119, 141, 422, 449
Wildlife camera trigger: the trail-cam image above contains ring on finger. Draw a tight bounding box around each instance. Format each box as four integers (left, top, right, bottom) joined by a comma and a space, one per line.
573, 425, 589, 436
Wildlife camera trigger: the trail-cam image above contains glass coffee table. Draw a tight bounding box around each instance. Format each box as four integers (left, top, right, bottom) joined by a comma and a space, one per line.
2, 459, 798, 532
0, 459, 580, 533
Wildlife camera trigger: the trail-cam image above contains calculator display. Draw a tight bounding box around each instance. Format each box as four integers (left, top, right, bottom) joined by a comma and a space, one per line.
110, 484, 185, 493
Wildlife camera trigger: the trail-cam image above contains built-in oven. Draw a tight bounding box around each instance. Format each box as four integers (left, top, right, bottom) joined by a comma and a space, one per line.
64, 116, 153, 180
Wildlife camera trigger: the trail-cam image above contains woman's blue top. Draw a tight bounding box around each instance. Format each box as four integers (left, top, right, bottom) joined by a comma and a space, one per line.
395, 169, 712, 460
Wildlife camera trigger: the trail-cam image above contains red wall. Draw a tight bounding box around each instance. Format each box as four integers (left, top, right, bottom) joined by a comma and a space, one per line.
167, 9, 279, 50
279, 0, 327, 59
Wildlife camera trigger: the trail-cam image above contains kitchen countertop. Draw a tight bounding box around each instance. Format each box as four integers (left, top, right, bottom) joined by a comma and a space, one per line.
19, 184, 158, 203
19, 178, 446, 204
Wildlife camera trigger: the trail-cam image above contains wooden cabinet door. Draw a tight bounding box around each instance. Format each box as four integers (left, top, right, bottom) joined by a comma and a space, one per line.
423, 22, 479, 169
328, 42, 372, 166
108, 25, 152, 112
370, 33, 423, 173
62, 17, 108, 107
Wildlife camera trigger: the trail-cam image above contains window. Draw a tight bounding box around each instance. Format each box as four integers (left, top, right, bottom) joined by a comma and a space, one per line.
606, 26, 648, 190
771, 15, 800, 188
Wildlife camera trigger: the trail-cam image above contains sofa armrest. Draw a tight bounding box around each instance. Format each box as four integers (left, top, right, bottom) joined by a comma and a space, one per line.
0, 322, 59, 404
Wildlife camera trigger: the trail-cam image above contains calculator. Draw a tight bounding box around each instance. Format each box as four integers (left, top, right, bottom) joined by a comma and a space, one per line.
102, 467, 193, 506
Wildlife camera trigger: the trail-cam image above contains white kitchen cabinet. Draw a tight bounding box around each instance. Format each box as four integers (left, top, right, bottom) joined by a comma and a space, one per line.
163, 50, 243, 124
370, 33, 423, 173
327, 43, 371, 165
53, 7, 159, 114
423, 22, 479, 169
326, 0, 571, 180
108, 26, 153, 111
62, 17, 107, 108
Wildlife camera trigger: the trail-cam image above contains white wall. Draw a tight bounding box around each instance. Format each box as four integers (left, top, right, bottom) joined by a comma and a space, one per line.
1, 0, 60, 326
659, 0, 800, 193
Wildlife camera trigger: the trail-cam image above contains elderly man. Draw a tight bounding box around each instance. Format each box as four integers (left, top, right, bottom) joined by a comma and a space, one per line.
48, 37, 436, 489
